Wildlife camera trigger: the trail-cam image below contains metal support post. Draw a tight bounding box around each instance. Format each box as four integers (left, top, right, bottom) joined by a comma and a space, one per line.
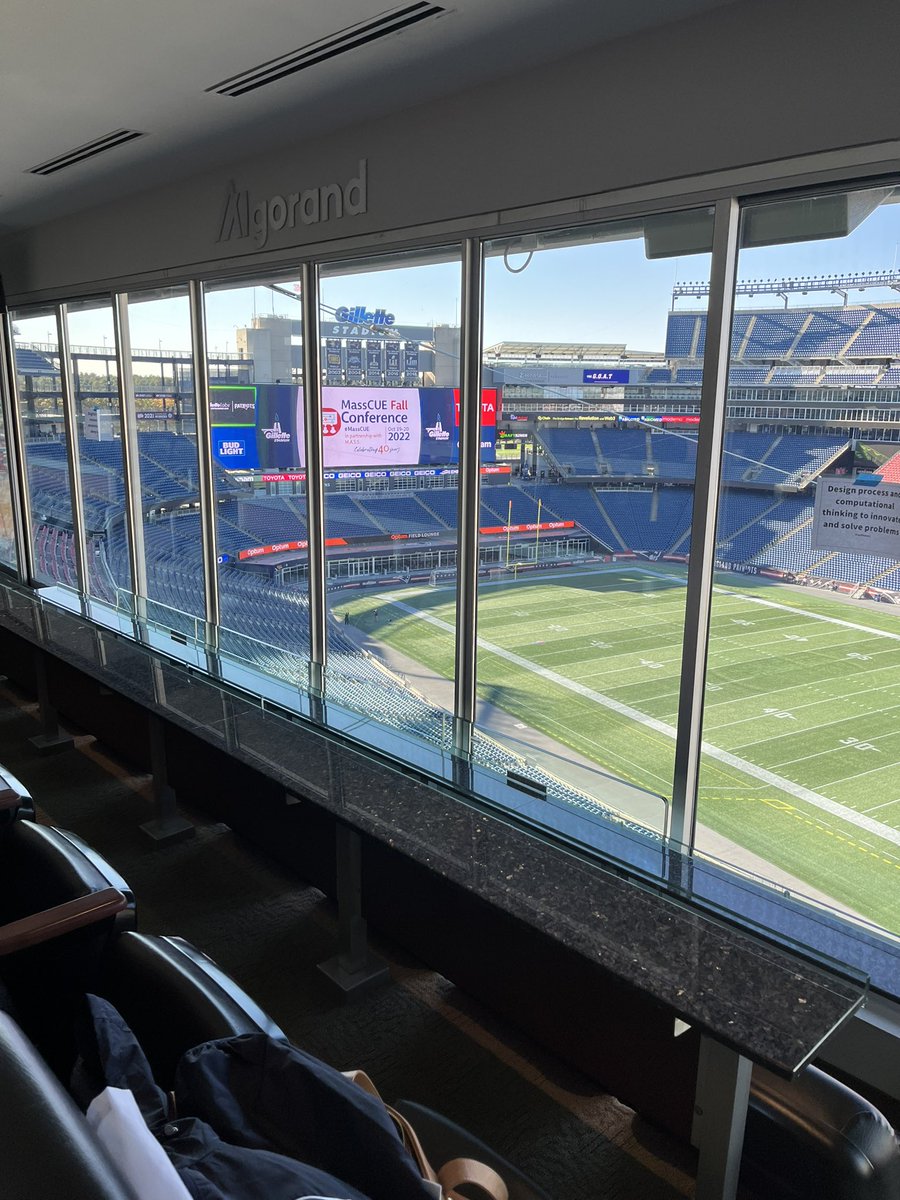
453, 238, 484, 757
140, 713, 194, 844
28, 648, 74, 753
692, 1035, 753, 1200
301, 262, 327, 694
189, 280, 220, 634
140, 664, 194, 843
318, 823, 390, 996
112, 293, 148, 611
669, 198, 741, 849
56, 304, 90, 595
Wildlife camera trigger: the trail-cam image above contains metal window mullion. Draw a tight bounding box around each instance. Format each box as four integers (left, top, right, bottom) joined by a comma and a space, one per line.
669, 197, 741, 849
112, 293, 147, 602
301, 261, 326, 692
0, 312, 32, 584
189, 280, 220, 632
56, 304, 89, 594
453, 239, 484, 753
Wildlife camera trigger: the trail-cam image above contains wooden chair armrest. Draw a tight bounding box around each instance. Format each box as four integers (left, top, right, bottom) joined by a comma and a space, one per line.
0, 889, 128, 957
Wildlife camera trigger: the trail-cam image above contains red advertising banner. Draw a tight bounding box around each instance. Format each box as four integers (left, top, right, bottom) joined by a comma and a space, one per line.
479, 520, 575, 535
236, 513, 572, 561
452, 388, 499, 427
238, 536, 348, 561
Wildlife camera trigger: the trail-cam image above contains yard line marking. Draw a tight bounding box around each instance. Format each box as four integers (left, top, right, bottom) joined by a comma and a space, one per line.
864, 797, 900, 814
822, 762, 900, 789
383, 593, 900, 849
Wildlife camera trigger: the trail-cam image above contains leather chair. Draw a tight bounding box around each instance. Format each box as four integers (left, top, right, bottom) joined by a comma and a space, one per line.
92, 933, 553, 1198
0, 1009, 137, 1200
394, 1099, 554, 1200
744, 1063, 900, 1200
0, 762, 35, 825
0, 819, 133, 1078
94, 930, 286, 1088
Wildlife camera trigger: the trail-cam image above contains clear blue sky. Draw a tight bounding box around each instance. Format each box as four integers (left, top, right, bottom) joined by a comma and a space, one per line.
14, 191, 900, 357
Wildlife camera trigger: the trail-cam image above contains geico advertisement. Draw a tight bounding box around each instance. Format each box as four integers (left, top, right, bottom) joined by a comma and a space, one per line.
210, 385, 495, 471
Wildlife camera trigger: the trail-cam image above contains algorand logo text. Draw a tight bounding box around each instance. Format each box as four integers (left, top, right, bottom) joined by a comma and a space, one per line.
217, 159, 367, 247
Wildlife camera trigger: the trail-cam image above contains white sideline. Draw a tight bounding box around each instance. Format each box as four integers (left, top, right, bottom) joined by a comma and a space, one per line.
383, 593, 900, 852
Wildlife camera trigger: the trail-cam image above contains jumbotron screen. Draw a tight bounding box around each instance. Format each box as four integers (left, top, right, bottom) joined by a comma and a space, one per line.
210, 385, 497, 472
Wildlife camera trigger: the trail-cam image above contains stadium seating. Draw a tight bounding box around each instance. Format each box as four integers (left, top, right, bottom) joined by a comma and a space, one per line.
0, 1011, 136, 1200
540, 427, 602, 475
0, 817, 134, 1078
664, 312, 700, 358
744, 1064, 900, 1200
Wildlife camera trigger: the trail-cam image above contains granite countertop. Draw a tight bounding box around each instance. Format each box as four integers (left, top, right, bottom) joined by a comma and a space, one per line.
0, 585, 867, 1075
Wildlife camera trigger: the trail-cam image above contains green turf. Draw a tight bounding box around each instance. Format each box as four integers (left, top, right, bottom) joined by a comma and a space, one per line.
333, 566, 900, 936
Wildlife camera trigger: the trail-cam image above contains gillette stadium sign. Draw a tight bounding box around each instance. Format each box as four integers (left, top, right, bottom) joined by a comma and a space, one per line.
334, 306, 395, 327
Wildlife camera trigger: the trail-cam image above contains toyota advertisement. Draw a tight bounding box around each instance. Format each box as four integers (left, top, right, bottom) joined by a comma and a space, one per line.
210, 385, 497, 472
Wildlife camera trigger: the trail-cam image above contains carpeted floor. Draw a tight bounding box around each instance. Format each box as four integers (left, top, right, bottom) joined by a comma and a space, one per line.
0, 679, 701, 1200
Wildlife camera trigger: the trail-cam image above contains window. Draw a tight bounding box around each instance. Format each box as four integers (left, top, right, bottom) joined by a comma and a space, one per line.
65, 300, 129, 604
10, 309, 70, 587
204, 276, 310, 687
477, 212, 714, 834
319, 248, 461, 739
698, 183, 900, 939
125, 287, 201, 628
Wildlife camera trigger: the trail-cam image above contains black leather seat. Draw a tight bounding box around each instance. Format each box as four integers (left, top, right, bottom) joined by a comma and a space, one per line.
0, 762, 35, 825
394, 1099, 554, 1200
0, 819, 134, 1077
744, 1063, 900, 1200
0, 1009, 137, 1200
94, 931, 286, 1088
91, 933, 554, 1198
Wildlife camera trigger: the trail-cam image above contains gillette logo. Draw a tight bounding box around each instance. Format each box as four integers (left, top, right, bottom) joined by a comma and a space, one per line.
334, 306, 395, 327
261, 416, 291, 443
425, 416, 450, 441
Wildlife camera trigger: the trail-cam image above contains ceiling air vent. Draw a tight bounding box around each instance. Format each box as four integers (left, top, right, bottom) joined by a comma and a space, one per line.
28, 130, 146, 177
207, 2, 445, 98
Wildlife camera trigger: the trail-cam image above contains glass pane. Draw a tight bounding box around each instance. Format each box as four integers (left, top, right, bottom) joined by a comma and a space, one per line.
203, 276, 310, 688
66, 300, 130, 603
698, 183, 900, 940
10, 308, 69, 587
126, 287, 201, 632
319, 249, 461, 738
480, 212, 714, 833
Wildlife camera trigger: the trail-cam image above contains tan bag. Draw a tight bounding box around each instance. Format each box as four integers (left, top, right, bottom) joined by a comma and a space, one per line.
344, 1070, 509, 1200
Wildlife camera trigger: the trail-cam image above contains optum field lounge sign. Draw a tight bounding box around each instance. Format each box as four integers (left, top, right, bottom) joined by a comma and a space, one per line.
217, 159, 367, 247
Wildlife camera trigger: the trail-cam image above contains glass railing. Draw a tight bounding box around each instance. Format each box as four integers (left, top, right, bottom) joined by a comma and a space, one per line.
6, 576, 895, 1001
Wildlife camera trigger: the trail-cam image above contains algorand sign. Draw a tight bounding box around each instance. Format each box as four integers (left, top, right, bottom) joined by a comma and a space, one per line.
217, 159, 367, 248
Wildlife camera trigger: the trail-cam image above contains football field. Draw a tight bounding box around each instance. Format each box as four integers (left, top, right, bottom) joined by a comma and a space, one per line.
334, 565, 900, 936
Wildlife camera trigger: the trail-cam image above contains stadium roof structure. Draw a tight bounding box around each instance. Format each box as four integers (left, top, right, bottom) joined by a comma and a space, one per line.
673, 270, 900, 303
483, 341, 664, 363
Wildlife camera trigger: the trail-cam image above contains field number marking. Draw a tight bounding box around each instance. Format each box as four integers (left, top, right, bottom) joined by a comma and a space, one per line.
838, 737, 880, 752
